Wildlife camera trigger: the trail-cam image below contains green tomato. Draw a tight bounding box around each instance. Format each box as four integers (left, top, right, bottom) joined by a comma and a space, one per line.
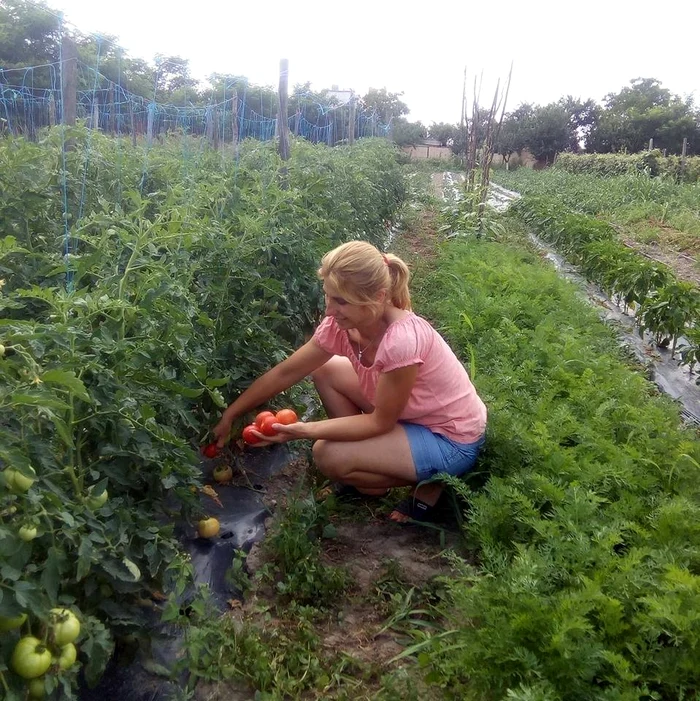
28, 678, 46, 700
10, 636, 52, 679
0, 612, 27, 631
86, 487, 108, 510
18, 525, 38, 542
49, 608, 80, 646
57, 642, 77, 670
0, 344, 5, 357
2, 466, 36, 493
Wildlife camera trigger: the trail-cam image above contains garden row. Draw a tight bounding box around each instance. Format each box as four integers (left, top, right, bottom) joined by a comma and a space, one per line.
0, 129, 408, 699
555, 151, 700, 184
411, 224, 700, 700
509, 196, 700, 366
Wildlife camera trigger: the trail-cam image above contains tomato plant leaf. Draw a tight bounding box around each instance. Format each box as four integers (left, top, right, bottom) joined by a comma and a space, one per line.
40, 546, 64, 603
76, 539, 93, 581
41, 369, 91, 403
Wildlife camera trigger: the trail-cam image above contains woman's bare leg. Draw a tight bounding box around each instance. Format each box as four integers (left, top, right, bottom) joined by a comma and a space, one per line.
311, 356, 443, 520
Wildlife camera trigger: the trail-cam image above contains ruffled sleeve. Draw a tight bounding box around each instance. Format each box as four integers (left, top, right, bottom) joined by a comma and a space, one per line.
374, 319, 426, 373
312, 315, 347, 355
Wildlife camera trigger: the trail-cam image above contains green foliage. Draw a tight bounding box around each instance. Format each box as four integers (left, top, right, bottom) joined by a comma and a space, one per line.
494, 166, 700, 238
0, 129, 407, 695
259, 492, 348, 607
409, 231, 700, 700
587, 78, 700, 155
555, 151, 700, 184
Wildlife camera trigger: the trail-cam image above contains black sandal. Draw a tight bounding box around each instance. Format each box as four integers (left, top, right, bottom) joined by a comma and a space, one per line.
390, 496, 437, 522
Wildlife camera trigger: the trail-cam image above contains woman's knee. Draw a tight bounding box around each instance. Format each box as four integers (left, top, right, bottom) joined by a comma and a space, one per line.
312, 440, 346, 479
310, 355, 346, 386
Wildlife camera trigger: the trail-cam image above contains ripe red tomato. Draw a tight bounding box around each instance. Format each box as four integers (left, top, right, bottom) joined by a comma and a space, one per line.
242, 425, 262, 445
259, 416, 278, 437
254, 411, 275, 428
275, 408, 298, 425
202, 443, 219, 459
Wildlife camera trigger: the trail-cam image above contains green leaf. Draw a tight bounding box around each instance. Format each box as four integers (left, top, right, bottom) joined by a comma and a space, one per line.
41, 369, 92, 402
9, 393, 70, 411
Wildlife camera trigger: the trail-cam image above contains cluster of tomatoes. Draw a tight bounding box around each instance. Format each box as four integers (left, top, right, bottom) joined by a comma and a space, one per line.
194, 408, 299, 541
1, 608, 81, 699
200, 407, 299, 458
242, 408, 298, 444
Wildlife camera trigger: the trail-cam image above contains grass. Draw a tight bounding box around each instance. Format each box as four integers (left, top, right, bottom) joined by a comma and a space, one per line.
494, 167, 700, 251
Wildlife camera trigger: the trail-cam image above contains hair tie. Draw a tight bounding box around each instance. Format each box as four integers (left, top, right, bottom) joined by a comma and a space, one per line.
382, 254, 390, 267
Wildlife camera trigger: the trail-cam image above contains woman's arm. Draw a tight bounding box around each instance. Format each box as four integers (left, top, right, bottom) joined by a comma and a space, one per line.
213, 339, 332, 445
276, 364, 419, 443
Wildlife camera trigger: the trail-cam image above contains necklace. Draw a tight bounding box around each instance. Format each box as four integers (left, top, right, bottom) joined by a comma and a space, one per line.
356, 339, 372, 362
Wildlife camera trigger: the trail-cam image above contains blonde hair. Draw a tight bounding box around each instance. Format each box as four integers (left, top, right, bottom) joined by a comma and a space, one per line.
318, 241, 412, 311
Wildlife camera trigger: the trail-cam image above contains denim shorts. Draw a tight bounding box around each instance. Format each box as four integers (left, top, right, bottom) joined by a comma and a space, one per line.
402, 422, 486, 483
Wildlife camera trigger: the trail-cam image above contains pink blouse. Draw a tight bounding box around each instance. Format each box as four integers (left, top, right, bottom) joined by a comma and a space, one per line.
313, 313, 487, 442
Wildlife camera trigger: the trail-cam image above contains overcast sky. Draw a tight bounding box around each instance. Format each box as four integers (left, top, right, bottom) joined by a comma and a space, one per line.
49, 0, 699, 125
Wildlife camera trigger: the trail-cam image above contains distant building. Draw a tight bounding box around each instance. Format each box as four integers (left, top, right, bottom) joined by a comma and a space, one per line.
327, 85, 355, 106
402, 138, 452, 160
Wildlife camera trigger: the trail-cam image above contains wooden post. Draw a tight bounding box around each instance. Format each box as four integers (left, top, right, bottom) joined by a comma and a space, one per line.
327, 117, 333, 146
146, 102, 155, 146
92, 98, 99, 131
278, 58, 290, 161
348, 100, 355, 145
60, 35, 77, 129
48, 93, 56, 127
213, 108, 220, 150
231, 94, 239, 150
648, 137, 653, 151
109, 86, 116, 133
129, 100, 136, 147
294, 109, 301, 136
682, 137, 688, 159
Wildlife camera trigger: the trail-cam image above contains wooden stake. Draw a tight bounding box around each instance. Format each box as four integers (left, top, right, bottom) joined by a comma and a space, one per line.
348, 100, 355, 145
278, 59, 290, 161
60, 35, 77, 128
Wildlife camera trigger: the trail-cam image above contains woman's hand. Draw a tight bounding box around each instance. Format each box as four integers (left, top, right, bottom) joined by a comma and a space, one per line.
247, 421, 312, 448
213, 413, 234, 448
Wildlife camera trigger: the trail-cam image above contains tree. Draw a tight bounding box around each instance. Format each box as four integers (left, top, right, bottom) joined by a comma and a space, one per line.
153, 54, 199, 103
586, 78, 700, 154
0, 0, 61, 88
361, 88, 409, 125
558, 96, 598, 152
526, 104, 570, 163
391, 118, 426, 147
429, 122, 457, 146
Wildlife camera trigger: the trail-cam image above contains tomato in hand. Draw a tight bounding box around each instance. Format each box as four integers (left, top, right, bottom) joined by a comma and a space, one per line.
259, 415, 278, 436
242, 425, 262, 445
202, 443, 220, 459
275, 408, 298, 425
254, 410, 275, 428
11, 636, 52, 679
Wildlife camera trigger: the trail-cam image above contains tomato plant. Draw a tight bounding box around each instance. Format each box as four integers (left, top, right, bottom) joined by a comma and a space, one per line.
197, 518, 220, 539
275, 409, 298, 425
11, 636, 52, 679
